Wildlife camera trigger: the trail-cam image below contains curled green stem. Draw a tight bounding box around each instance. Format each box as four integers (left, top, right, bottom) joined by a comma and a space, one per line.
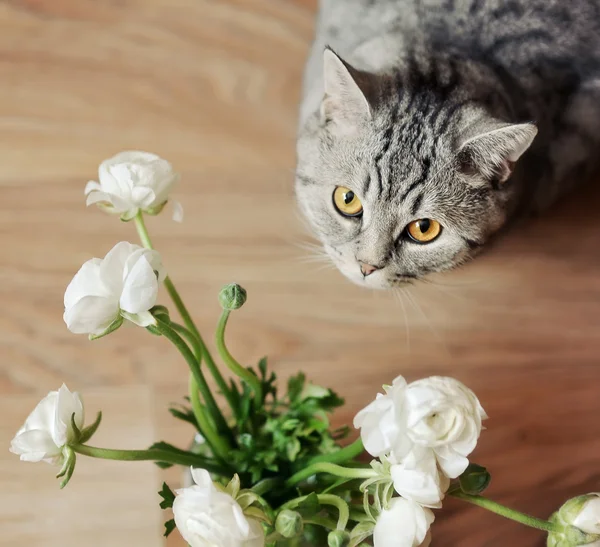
286, 462, 377, 488
281, 494, 349, 531
72, 444, 228, 476
216, 309, 262, 404
450, 491, 564, 533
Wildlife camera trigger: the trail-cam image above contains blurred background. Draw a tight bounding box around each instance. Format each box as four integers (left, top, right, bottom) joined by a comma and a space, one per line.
1, 1, 599, 545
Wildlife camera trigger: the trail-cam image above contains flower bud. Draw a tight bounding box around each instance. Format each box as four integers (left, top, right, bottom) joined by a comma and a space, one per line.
219, 283, 247, 311
275, 510, 304, 538
548, 494, 600, 546
328, 530, 350, 547
459, 463, 491, 495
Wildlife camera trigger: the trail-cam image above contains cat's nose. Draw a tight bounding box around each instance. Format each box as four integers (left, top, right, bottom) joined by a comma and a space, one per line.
359, 262, 379, 277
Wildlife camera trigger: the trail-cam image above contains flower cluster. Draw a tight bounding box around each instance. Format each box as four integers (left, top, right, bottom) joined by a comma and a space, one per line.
8, 150, 600, 547
353, 375, 488, 546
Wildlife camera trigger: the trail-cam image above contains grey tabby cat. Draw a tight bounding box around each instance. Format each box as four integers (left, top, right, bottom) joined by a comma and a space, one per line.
295, 0, 600, 289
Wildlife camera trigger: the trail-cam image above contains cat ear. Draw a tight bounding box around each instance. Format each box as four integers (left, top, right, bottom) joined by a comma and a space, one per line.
321, 48, 372, 128
457, 123, 538, 185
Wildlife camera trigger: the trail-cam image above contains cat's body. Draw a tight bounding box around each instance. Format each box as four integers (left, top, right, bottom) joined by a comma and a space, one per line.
296, 0, 600, 289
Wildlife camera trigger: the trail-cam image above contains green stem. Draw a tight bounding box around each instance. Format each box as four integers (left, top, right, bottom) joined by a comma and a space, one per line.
451, 491, 563, 533
304, 516, 338, 530
133, 212, 235, 414
305, 438, 364, 466
286, 462, 377, 488
151, 321, 230, 461
72, 444, 227, 475
172, 322, 233, 437
216, 310, 263, 403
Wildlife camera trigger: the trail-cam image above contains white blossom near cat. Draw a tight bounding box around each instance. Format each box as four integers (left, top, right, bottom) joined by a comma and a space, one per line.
63, 241, 165, 336
373, 497, 434, 547
85, 150, 183, 221
10, 384, 84, 466
173, 468, 265, 547
354, 375, 487, 479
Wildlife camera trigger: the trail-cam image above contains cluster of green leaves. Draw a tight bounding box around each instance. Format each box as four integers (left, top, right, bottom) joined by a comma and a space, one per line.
229, 361, 346, 485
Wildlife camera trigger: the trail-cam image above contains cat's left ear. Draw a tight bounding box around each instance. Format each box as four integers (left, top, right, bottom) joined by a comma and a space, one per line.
321, 47, 373, 129
457, 122, 538, 185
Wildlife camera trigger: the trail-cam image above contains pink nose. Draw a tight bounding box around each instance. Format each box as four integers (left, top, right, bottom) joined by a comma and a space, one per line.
359, 262, 379, 277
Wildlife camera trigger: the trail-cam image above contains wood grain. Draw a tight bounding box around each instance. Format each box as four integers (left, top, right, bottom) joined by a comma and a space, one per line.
1, 1, 599, 546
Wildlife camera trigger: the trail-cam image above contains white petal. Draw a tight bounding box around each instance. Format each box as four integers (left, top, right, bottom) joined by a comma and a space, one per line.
434, 446, 469, 479
123, 310, 156, 327
63, 295, 119, 335
99, 242, 139, 294
53, 384, 85, 447
391, 448, 446, 508
120, 255, 159, 314
190, 467, 215, 490
131, 185, 156, 208
10, 429, 62, 463
573, 496, 600, 534
64, 258, 106, 309
85, 190, 113, 207
171, 199, 184, 222
244, 519, 266, 547
84, 181, 102, 196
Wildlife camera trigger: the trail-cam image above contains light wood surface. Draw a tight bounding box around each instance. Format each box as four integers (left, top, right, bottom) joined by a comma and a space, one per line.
1, 1, 599, 546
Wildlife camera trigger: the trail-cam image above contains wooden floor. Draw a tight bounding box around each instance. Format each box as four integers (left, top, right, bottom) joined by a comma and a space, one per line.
1, 1, 599, 546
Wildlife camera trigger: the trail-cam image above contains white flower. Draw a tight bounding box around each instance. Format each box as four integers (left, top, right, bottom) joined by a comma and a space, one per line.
355, 376, 487, 479
64, 241, 165, 336
10, 384, 84, 465
405, 376, 488, 478
390, 447, 450, 508
373, 498, 434, 547
173, 468, 265, 547
85, 151, 183, 222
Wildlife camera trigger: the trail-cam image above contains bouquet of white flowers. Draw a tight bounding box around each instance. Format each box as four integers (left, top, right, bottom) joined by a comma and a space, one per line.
10, 152, 600, 547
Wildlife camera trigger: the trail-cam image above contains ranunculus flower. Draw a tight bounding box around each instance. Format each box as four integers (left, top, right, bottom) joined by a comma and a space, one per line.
390, 447, 450, 508
85, 151, 183, 222
405, 376, 488, 478
173, 468, 265, 547
10, 384, 84, 465
573, 495, 600, 536
355, 376, 487, 479
373, 497, 434, 547
64, 241, 165, 336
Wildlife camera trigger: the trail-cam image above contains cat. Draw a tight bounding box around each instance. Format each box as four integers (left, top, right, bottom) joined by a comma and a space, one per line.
295, 0, 600, 289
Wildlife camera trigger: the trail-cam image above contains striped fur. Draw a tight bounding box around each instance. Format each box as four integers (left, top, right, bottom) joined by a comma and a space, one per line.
295, 0, 600, 289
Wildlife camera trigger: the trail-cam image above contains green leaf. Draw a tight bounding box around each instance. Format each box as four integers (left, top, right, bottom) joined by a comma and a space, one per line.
163, 519, 176, 537
169, 406, 199, 428
300, 383, 331, 400
287, 373, 306, 403
79, 411, 102, 443
70, 413, 82, 442
286, 438, 302, 461
258, 357, 268, 379
349, 521, 375, 547
459, 463, 492, 495
226, 474, 241, 499
158, 482, 176, 509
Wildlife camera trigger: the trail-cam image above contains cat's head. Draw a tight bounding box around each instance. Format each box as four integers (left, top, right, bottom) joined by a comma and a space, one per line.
295, 49, 537, 289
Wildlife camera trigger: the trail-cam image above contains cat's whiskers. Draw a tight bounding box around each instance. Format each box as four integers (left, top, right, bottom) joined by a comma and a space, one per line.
404, 286, 448, 351
392, 288, 411, 353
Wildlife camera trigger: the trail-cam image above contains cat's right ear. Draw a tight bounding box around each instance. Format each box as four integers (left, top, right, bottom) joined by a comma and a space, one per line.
321, 48, 373, 130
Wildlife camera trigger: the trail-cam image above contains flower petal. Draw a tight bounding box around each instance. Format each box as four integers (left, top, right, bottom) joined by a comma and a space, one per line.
10, 429, 62, 463
63, 295, 119, 335
84, 181, 102, 196
171, 199, 184, 222
119, 255, 159, 314
64, 258, 106, 309
53, 384, 85, 447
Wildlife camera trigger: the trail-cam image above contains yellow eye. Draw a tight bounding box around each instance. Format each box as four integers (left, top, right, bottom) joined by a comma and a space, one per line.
406, 218, 442, 243
333, 186, 363, 217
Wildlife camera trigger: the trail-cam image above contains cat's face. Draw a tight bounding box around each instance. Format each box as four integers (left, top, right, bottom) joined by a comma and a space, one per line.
295, 50, 537, 289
